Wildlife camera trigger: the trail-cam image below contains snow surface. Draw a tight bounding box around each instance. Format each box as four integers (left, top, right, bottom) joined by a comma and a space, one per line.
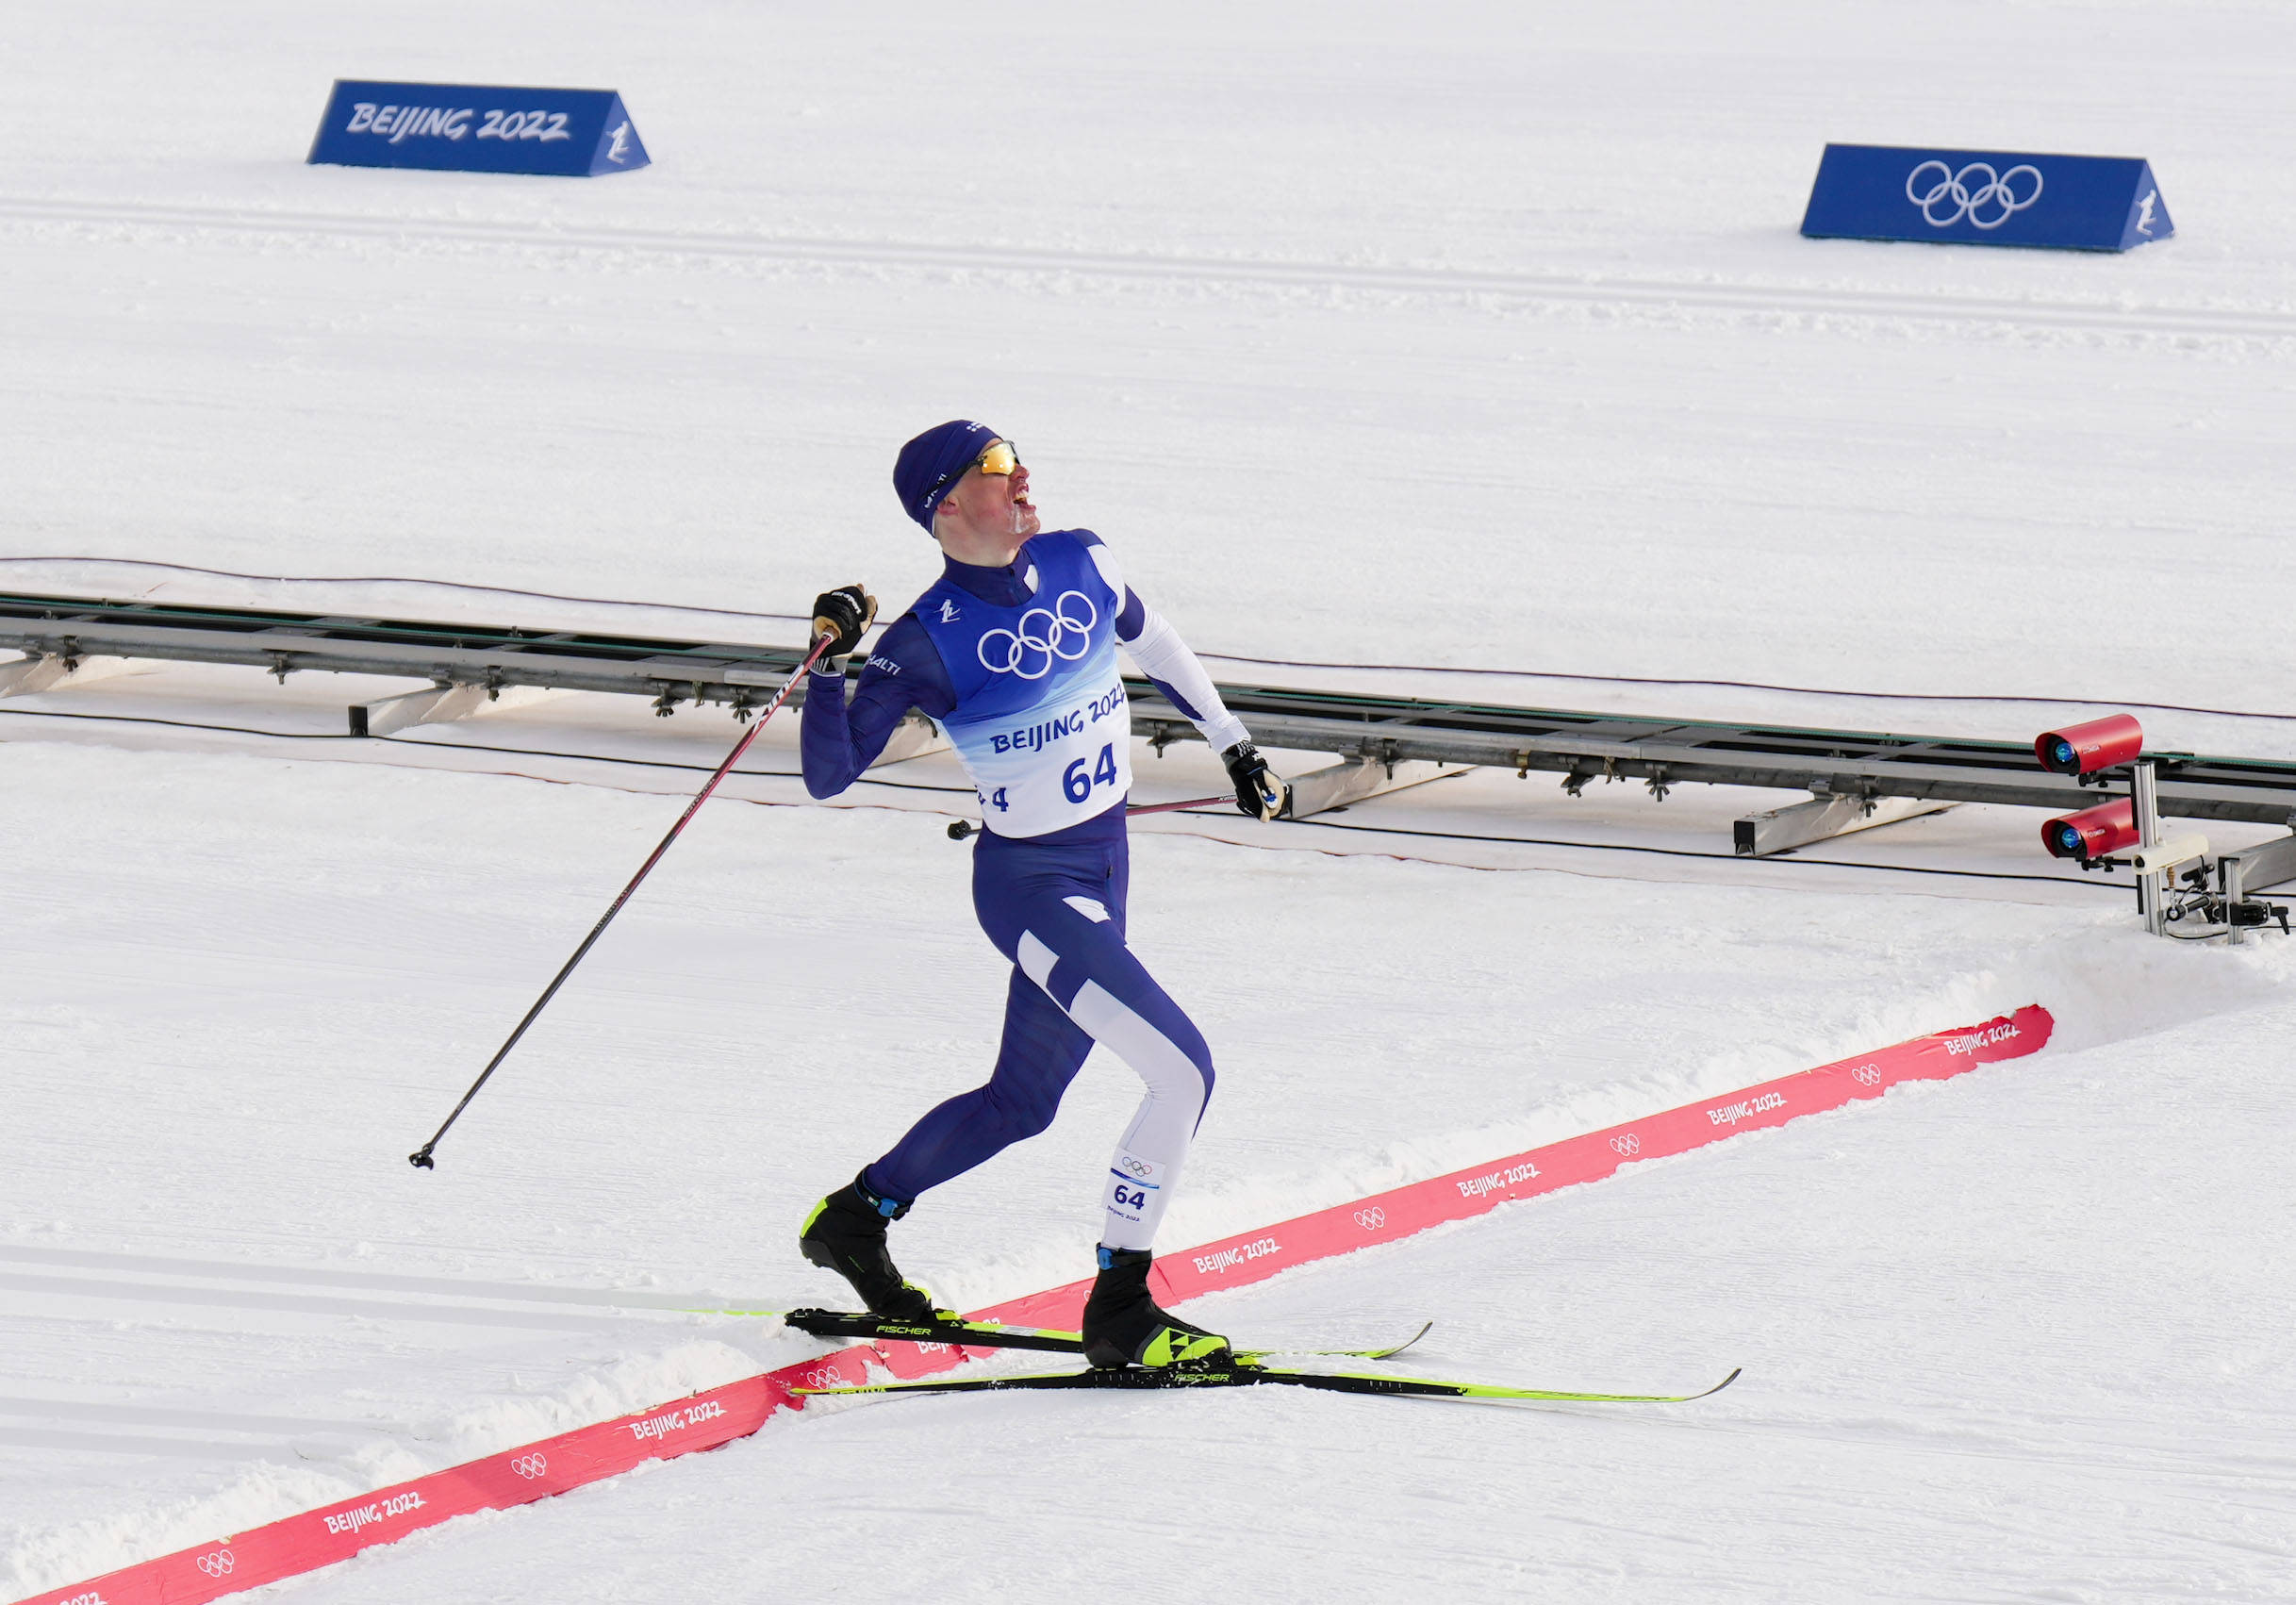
6, 1, 2296, 1600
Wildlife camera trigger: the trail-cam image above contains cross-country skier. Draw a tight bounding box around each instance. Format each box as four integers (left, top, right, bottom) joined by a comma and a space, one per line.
796, 421, 1287, 1370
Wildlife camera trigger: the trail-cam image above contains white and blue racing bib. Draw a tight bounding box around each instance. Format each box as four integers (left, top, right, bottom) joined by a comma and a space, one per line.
916, 532, 1133, 837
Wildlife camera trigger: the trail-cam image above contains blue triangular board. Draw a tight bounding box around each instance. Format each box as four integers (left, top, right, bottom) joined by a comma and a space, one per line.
1802, 144, 2173, 253
308, 81, 649, 177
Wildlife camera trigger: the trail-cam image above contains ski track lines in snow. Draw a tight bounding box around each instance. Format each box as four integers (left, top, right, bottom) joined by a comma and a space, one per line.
3, 196, 2291, 347
11, 1010, 2046, 1605
0, 1247, 752, 1467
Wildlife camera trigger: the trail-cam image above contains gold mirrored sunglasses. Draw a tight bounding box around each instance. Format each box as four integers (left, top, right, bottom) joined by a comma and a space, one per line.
968, 438, 1019, 476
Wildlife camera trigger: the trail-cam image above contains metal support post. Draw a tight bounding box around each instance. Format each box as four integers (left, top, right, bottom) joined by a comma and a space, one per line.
349, 681, 568, 737
0, 653, 136, 699
1280, 756, 1467, 819
2133, 761, 2163, 936
2217, 830, 2296, 947
1732, 793, 1955, 858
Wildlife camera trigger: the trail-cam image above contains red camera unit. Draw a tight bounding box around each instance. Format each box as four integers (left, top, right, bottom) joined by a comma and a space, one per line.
2041, 797, 2139, 860
2034, 714, 2144, 776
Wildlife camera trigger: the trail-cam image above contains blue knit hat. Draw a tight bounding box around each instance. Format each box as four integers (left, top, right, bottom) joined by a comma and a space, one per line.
892, 420, 1000, 532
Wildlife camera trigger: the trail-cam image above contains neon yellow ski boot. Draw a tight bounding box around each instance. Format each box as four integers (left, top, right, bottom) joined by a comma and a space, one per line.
1081, 1247, 1232, 1370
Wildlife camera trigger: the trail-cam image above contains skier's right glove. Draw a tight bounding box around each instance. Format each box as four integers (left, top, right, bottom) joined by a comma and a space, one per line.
1222, 741, 1287, 821
811, 584, 879, 661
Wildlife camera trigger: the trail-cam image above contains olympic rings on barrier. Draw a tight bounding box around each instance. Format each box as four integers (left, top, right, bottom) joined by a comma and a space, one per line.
1851, 1064, 1885, 1087
976, 590, 1098, 680
196, 1550, 236, 1578
1610, 1133, 1642, 1157
511, 1453, 549, 1479
1906, 159, 2042, 229
1352, 1207, 1387, 1231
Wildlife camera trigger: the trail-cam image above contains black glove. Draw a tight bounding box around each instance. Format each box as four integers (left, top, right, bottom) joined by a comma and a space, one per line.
1222, 741, 1287, 821
811, 584, 879, 659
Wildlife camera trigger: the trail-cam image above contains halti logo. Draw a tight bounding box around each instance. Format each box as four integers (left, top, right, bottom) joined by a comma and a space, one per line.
939, 599, 962, 623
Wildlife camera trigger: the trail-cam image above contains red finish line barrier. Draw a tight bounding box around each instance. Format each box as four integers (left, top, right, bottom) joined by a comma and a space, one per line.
973, 1003, 2052, 1331
17, 1005, 2049, 1605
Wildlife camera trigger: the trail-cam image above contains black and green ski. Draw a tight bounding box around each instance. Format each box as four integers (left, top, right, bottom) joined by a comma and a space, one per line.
774, 1307, 1432, 1365
795, 1360, 1742, 1407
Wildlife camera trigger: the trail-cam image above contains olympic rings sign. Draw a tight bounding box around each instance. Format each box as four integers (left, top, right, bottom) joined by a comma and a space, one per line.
1352, 1207, 1387, 1231
511, 1453, 549, 1479
196, 1549, 236, 1578
1906, 159, 2042, 230
1609, 1133, 1642, 1157
1850, 1064, 1884, 1087
976, 590, 1098, 680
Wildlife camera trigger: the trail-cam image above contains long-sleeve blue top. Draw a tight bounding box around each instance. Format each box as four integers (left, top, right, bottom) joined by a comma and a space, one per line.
801, 532, 1247, 843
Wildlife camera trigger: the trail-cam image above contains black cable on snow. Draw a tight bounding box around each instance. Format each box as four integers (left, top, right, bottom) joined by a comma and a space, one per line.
0, 556, 811, 626
1191, 651, 2296, 726
1160, 807, 2126, 892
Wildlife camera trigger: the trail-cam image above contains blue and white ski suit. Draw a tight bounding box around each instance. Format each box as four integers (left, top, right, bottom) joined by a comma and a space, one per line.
801, 529, 1251, 1249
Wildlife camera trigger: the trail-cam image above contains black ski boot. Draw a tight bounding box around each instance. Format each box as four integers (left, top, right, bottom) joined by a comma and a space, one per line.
1081, 1247, 1232, 1370
799, 1171, 936, 1321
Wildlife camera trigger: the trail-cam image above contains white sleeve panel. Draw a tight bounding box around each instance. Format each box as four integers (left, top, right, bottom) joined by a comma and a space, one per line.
1086, 541, 1126, 600
1121, 601, 1250, 755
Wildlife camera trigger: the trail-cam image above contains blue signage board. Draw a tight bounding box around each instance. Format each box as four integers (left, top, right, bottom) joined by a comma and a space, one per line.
1801, 143, 2171, 252
308, 81, 649, 176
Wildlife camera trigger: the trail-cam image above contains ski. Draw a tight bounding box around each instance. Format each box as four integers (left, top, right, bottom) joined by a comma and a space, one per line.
781, 1307, 1083, 1355
771, 1307, 1433, 1364
795, 1360, 1741, 1406
1264, 1321, 1432, 1363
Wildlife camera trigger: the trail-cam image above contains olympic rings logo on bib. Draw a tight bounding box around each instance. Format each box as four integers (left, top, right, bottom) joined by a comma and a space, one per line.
1905, 159, 2042, 230
977, 590, 1098, 679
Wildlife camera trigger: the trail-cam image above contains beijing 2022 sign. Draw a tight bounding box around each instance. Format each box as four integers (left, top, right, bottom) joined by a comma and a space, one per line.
307, 81, 650, 177
1800, 143, 2171, 252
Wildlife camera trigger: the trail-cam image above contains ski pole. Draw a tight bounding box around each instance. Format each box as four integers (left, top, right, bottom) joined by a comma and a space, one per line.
945, 795, 1232, 841
408, 633, 838, 1170
1125, 794, 1234, 817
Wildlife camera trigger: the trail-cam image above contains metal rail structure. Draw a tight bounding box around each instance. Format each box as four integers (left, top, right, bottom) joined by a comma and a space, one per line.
5, 588, 2294, 891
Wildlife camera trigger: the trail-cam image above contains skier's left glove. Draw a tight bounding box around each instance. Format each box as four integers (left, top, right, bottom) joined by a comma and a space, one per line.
1222, 741, 1287, 821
